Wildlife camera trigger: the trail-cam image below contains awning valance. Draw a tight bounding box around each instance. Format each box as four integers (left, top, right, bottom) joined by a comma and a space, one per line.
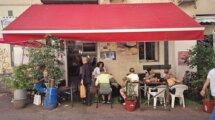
2, 3, 204, 44
195, 15, 215, 24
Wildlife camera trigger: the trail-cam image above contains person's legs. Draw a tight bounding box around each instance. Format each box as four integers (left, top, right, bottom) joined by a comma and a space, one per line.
102, 95, 105, 100
120, 88, 126, 100
209, 106, 215, 120
108, 94, 111, 101
85, 84, 91, 105
102, 95, 105, 103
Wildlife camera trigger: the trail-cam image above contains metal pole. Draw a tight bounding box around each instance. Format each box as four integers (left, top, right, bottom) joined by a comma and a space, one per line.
21, 47, 24, 64
64, 41, 69, 87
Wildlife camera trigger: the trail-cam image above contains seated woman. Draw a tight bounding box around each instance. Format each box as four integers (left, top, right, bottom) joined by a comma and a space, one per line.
95, 68, 112, 104
144, 68, 159, 83
34, 65, 47, 94
120, 68, 139, 105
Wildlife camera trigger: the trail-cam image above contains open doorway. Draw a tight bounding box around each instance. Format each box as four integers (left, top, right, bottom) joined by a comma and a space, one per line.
67, 41, 97, 87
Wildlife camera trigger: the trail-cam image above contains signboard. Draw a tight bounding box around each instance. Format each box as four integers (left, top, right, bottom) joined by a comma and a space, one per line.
1, 16, 16, 28
178, 51, 189, 65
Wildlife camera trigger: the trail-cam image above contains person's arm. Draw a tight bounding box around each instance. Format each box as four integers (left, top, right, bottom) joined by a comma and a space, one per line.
81, 65, 85, 84
92, 68, 96, 80
93, 67, 97, 75
104, 67, 107, 73
137, 75, 139, 82
95, 78, 99, 86
200, 79, 210, 97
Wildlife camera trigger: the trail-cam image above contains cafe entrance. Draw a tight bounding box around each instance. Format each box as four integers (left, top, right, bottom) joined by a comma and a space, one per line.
67, 41, 97, 87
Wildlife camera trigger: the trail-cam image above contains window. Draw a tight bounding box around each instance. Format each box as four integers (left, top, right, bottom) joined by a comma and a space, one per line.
82, 43, 96, 52
139, 42, 159, 61
8, 10, 13, 16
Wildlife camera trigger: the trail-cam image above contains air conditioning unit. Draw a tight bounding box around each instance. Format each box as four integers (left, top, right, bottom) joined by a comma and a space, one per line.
41, 0, 98, 4
178, 0, 197, 8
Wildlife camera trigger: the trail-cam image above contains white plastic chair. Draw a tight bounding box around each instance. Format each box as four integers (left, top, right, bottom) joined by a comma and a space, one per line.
169, 84, 188, 108
147, 85, 166, 109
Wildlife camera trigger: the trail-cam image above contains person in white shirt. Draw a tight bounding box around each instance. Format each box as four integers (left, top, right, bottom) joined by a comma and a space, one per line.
92, 61, 106, 80
200, 68, 215, 120
92, 61, 107, 98
120, 68, 139, 105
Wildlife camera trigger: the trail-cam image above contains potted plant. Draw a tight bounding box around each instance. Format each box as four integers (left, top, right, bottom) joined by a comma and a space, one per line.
3, 64, 34, 109
28, 35, 64, 87
202, 88, 215, 113
125, 82, 139, 111
28, 35, 63, 110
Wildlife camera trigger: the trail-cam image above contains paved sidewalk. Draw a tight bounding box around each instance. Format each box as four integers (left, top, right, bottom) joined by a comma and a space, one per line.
0, 93, 210, 120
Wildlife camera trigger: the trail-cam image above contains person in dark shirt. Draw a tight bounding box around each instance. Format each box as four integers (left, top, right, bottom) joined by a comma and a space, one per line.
80, 56, 93, 106
34, 65, 47, 93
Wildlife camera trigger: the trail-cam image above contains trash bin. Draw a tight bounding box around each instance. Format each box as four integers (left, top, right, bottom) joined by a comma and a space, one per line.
44, 88, 58, 110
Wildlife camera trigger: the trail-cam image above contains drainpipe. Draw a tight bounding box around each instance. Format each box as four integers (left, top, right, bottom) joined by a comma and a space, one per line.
213, 30, 215, 52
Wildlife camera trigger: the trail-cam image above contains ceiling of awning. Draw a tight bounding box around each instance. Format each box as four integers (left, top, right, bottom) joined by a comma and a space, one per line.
2, 3, 204, 44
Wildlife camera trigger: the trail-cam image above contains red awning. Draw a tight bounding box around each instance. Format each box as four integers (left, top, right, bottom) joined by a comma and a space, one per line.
0, 38, 44, 48
2, 3, 204, 43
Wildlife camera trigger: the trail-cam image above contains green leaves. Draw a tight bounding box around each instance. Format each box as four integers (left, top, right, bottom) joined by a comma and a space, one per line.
183, 35, 215, 101
184, 35, 215, 79
3, 35, 64, 90
3, 64, 34, 90
28, 35, 64, 86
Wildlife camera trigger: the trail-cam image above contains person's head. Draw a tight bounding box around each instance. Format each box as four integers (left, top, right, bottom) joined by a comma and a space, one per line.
129, 68, 135, 73
147, 68, 152, 73
164, 68, 170, 74
82, 56, 88, 64
38, 64, 46, 72
100, 68, 105, 73
97, 61, 104, 68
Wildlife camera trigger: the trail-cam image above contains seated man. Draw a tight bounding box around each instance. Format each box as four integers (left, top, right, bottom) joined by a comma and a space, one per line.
34, 65, 47, 94
95, 68, 112, 104
120, 68, 139, 105
163, 68, 180, 86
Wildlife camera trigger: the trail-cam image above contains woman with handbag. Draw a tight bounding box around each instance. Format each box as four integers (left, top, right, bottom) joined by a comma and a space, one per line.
80, 56, 93, 106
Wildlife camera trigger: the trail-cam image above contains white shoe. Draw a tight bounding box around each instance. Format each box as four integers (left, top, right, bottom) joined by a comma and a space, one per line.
122, 103, 126, 106
11, 98, 14, 103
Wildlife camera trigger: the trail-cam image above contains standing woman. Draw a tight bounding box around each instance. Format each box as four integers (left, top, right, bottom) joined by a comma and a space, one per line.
81, 56, 93, 106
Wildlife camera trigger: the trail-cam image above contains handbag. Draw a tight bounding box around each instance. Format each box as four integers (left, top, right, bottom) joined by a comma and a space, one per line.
80, 84, 86, 98
33, 94, 41, 106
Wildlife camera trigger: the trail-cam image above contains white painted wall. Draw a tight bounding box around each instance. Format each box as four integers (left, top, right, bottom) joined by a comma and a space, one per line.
174, 40, 197, 81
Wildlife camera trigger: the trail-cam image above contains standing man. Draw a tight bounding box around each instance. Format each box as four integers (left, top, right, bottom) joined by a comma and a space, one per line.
81, 56, 93, 106
200, 68, 215, 120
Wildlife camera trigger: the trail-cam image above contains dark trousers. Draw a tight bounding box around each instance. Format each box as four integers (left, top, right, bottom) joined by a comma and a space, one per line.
84, 83, 91, 104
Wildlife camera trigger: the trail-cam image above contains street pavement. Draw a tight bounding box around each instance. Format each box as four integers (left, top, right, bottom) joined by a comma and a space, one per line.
0, 92, 210, 120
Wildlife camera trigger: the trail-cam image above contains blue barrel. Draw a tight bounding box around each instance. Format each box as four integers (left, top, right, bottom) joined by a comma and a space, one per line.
44, 88, 58, 110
